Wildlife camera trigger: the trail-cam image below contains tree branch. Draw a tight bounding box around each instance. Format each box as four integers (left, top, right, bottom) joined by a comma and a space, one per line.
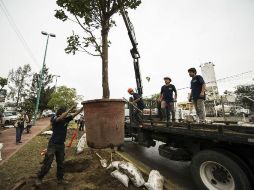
78, 46, 101, 57
74, 15, 102, 55
108, 0, 122, 17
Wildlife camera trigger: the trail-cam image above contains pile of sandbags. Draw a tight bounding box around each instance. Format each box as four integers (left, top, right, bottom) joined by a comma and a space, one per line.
107, 160, 164, 189
108, 161, 145, 188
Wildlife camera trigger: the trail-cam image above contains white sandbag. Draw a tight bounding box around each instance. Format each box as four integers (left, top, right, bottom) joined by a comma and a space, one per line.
119, 161, 145, 187
41, 130, 53, 135
0, 143, 3, 161
77, 133, 86, 154
111, 170, 129, 188
144, 170, 164, 190
107, 161, 121, 170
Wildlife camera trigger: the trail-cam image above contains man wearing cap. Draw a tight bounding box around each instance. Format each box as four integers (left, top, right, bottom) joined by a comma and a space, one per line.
188, 67, 206, 123
128, 88, 145, 127
159, 77, 177, 122
36, 105, 83, 186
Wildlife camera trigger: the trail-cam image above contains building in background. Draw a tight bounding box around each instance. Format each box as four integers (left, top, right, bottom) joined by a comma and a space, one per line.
200, 62, 219, 101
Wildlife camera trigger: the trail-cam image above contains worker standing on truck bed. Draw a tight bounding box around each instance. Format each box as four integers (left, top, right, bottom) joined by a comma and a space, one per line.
188, 67, 206, 123
35, 105, 83, 186
159, 77, 177, 122
128, 88, 145, 127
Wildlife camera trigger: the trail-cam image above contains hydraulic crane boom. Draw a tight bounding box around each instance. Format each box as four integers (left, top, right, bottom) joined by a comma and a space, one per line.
121, 10, 143, 96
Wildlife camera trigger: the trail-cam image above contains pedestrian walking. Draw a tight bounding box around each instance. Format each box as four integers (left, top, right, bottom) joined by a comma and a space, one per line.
159, 77, 177, 122
128, 88, 145, 127
188, 67, 206, 123
79, 115, 85, 131
15, 111, 29, 144
35, 105, 83, 186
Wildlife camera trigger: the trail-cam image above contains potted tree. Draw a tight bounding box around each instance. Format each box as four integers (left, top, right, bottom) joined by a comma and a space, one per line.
55, 0, 141, 148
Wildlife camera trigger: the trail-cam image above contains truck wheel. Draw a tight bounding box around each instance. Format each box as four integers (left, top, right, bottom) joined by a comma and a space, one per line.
190, 150, 251, 190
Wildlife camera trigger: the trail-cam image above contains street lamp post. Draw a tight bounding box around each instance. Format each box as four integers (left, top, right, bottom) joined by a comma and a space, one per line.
33, 31, 56, 124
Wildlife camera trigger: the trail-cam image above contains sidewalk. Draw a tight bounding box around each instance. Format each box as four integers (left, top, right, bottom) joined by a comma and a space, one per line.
0, 118, 50, 165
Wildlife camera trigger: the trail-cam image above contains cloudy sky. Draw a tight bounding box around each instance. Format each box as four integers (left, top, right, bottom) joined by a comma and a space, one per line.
1, 0, 254, 102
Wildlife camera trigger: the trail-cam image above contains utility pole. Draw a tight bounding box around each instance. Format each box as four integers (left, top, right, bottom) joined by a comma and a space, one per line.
33, 31, 56, 125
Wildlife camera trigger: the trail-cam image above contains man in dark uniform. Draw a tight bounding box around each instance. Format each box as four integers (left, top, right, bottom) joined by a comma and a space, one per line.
128, 88, 145, 127
35, 105, 83, 186
159, 77, 177, 122
188, 67, 206, 123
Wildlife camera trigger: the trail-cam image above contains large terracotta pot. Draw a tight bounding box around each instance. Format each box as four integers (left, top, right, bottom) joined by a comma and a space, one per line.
82, 99, 125, 149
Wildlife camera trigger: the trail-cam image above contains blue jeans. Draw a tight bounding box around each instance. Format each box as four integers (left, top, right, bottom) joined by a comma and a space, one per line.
16, 126, 24, 143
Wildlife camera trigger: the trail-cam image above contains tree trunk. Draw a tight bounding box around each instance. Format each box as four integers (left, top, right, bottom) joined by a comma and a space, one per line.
101, 20, 110, 99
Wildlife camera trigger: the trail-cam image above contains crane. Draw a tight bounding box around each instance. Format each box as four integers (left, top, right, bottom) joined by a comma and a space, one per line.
121, 9, 143, 96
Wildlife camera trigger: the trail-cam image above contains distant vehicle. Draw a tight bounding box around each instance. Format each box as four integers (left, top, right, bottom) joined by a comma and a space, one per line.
214, 105, 233, 116
42, 110, 55, 118
235, 106, 250, 117
1, 111, 18, 125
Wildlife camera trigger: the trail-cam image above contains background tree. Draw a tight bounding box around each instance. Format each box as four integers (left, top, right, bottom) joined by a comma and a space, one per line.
29, 67, 54, 113
47, 86, 81, 110
55, 0, 141, 99
8, 64, 32, 107
0, 77, 7, 90
235, 84, 254, 111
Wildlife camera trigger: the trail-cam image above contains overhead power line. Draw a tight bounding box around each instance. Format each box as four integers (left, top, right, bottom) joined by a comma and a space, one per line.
0, 0, 40, 69
177, 70, 254, 91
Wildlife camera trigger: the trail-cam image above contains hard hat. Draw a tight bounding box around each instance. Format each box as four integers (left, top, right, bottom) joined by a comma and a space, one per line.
127, 88, 134, 93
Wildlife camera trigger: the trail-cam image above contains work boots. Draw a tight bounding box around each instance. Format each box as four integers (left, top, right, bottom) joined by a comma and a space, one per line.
57, 179, 69, 185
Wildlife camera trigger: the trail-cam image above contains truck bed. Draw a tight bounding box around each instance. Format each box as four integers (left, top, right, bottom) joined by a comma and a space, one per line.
137, 120, 254, 146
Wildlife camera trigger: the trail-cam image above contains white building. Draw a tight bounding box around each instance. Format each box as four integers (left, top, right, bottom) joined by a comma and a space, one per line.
200, 62, 219, 101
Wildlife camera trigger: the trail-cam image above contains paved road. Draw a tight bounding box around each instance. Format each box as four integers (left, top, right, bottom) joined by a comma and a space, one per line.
122, 139, 197, 190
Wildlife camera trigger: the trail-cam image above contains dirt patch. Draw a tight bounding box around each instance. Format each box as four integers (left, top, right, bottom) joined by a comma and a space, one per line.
64, 158, 91, 173
0, 127, 146, 190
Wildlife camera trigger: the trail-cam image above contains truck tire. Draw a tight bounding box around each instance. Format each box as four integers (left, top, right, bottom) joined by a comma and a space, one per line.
190, 150, 251, 190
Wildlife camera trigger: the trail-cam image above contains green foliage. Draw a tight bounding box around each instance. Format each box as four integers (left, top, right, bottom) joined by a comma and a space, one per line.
55, 0, 141, 98
0, 77, 7, 89
29, 67, 55, 113
0, 105, 4, 113
8, 64, 32, 106
235, 84, 254, 111
48, 86, 81, 110
150, 93, 160, 100
54, 0, 141, 56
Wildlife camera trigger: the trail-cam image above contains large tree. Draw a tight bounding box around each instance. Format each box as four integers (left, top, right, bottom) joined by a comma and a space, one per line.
48, 86, 81, 110
55, 0, 141, 99
8, 64, 32, 106
235, 84, 254, 111
29, 67, 55, 112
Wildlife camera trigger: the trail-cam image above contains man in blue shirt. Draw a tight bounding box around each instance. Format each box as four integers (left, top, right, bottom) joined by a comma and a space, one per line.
159, 77, 177, 122
36, 105, 83, 186
188, 68, 206, 123
128, 88, 145, 127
